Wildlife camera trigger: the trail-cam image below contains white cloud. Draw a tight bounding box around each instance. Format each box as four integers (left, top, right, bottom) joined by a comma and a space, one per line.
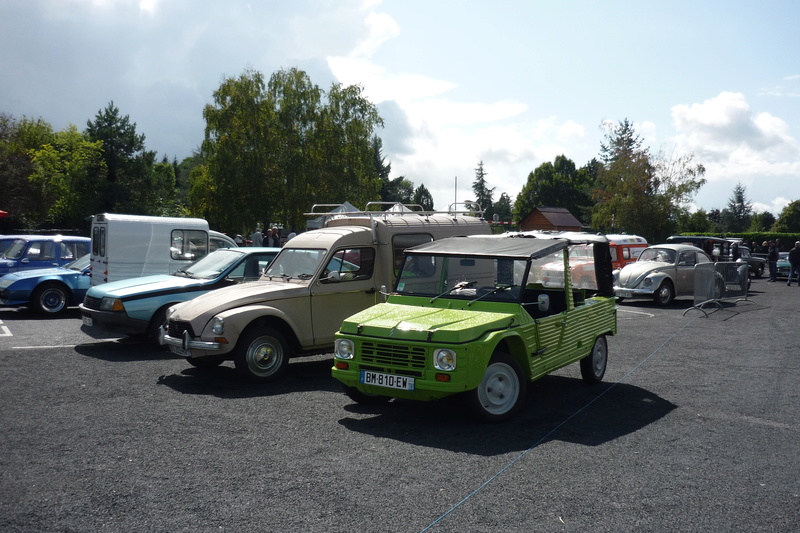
670, 92, 800, 215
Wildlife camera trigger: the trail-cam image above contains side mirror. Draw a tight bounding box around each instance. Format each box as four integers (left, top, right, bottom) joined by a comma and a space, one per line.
537, 294, 550, 313
321, 270, 340, 283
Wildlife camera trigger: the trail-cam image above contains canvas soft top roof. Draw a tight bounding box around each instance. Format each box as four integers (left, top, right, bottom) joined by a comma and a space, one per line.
405, 232, 608, 260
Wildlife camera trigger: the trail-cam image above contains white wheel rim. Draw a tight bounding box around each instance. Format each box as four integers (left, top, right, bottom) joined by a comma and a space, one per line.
476, 362, 520, 416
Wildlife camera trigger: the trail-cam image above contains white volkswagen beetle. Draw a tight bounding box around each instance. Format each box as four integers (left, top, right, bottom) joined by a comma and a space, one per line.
614, 244, 715, 306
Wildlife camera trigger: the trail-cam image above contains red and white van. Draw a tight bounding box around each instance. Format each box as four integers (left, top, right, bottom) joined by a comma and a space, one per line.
606, 234, 648, 270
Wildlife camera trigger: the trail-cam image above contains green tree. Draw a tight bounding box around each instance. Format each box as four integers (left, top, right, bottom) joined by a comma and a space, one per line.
676, 208, 713, 233
720, 182, 751, 232
512, 155, 594, 223
749, 210, 776, 232
85, 101, 157, 214
201, 67, 384, 234
774, 200, 800, 232
28, 125, 106, 229
412, 183, 434, 211
471, 161, 494, 219
591, 120, 705, 242
493, 192, 513, 222
0, 114, 55, 227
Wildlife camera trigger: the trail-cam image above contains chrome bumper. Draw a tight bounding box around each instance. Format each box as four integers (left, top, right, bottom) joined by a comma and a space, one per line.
159, 325, 221, 352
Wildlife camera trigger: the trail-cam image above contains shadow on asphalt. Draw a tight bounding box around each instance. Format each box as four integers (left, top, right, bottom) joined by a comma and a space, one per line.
74, 339, 180, 361
154, 356, 340, 398
337, 375, 677, 456
0, 307, 84, 321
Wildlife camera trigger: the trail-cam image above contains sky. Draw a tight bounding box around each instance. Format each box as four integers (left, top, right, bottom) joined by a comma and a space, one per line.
2, 0, 799, 218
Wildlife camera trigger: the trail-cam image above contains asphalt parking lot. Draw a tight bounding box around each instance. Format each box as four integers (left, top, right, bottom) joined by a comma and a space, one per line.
1, 279, 798, 532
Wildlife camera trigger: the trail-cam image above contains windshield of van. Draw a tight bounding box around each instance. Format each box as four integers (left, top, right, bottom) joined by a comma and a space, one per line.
264, 248, 326, 280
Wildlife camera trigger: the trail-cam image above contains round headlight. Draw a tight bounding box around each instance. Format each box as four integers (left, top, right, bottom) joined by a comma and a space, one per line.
433, 349, 457, 371
211, 316, 224, 335
334, 339, 354, 359
643, 277, 653, 287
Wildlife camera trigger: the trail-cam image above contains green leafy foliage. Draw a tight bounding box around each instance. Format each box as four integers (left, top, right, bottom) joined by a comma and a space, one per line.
591, 120, 705, 242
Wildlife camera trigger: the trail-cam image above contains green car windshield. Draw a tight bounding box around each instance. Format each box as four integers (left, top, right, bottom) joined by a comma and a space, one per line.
395, 254, 535, 302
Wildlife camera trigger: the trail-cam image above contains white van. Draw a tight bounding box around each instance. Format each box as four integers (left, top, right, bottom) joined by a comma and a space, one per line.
90, 214, 220, 285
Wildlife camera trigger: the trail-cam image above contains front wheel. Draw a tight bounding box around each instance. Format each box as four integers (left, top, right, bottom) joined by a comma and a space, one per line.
580, 335, 608, 383
32, 283, 69, 315
756, 264, 764, 278
234, 327, 290, 382
469, 352, 526, 422
653, 280, 674, 306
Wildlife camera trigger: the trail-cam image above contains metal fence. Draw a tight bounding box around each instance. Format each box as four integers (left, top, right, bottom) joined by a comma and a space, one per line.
687, 261, 750, 316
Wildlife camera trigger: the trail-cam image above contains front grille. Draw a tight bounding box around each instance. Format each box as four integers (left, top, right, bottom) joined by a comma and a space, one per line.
360, 342, 427, 370
167, 320, 194, 338
83, 295, 102, 310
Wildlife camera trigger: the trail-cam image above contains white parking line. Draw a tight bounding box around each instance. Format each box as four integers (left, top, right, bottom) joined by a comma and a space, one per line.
13, 345, 77, 349
618, 308, 655, 318
0, 320, 11, 336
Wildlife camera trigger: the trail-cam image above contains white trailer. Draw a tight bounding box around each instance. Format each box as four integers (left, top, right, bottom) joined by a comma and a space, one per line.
89, 213, 212, 285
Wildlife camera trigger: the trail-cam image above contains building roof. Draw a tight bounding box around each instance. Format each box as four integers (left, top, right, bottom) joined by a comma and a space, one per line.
533, 207, 584, 228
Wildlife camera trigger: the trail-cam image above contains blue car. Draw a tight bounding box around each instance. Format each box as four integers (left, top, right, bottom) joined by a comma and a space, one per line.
79, 247, 280, 340
0, 235, 91, 276
0, 254, 91, 315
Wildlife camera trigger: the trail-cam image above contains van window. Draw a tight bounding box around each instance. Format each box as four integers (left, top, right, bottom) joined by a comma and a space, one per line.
171, 230, 209, 261
92, 226, 106, 256
392, 234, 433, 274
321, 248, 375, 283
622, 247, 630, 260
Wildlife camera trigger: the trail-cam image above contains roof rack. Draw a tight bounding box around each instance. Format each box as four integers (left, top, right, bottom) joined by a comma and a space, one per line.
304, 202, 485, 224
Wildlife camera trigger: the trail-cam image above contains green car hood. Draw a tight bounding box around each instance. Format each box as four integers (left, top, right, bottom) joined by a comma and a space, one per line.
340, 302, 516, 344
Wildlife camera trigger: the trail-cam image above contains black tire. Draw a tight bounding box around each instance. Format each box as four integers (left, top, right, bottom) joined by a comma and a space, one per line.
469, 352, 526, 422
342, 384, 391, 405
234, 326, 290, 382
580, 335, 608, 384
756, 264, 764, 278
653, 280, 674, 306
146, 307, 169, 344
31, 283, 69, 315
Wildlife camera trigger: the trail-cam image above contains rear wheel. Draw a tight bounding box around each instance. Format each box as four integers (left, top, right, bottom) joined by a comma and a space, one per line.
653, 280, 674, 306
234, 327, 290, 382
32, 283, 69, 315
580, 336, 608, 383
469, 352, 526, 422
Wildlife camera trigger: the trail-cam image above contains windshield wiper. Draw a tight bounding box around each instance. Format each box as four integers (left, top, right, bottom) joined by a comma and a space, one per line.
468, 284, 517, 306
429, 280, 476, 303
174, 269, 193, 278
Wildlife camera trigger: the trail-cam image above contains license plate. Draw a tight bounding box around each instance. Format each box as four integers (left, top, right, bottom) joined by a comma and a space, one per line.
360, 370, 414, 391
82, 315, 93, 327
616, 291, 632, 298
169, 345, 191, 358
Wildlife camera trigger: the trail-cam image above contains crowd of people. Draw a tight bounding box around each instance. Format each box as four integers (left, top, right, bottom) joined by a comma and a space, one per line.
233, 227, 298, 248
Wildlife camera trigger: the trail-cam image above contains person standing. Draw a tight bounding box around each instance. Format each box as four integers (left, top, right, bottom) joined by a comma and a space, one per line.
767, 241, 779, 282
787, 241, 800, 286
251, 228, 263, 247
271, 227, 281, 247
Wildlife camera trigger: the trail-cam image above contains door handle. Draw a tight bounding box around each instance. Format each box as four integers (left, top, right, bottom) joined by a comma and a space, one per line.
365, 287, 376, 294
